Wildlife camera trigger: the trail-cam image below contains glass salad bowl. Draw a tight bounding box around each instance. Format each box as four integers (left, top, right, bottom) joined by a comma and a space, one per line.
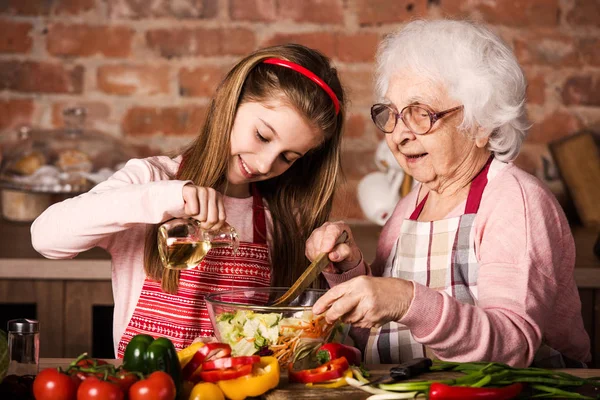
205, 287, 348, 367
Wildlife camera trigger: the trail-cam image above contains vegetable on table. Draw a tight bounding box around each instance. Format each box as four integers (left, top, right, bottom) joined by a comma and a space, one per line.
181, 342, 232, 381
316, 343, 362, 366
129, 371, 176, 400
428, 382, 523, 400
288, 356, 350, 384
122, 334, 182, 395
216, 356, 280, 400
189, 382, 225, 400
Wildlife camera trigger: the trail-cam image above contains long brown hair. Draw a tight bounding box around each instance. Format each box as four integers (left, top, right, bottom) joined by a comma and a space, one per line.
144, 44, 346, 293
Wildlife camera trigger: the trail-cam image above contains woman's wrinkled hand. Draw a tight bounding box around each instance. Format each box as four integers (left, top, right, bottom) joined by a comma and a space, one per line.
305, 221, 363, 273
182, 185, 226, 230
312, 276, 414, 328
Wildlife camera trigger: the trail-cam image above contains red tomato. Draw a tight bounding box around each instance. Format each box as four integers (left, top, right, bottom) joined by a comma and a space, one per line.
129, 371, 176, 400
33, 368, 78, 400
201, 356, 260, 371
108, 370, 139, 394
76, 358, 109, 367
197, 364, 253, 383
77, 377, 124, 400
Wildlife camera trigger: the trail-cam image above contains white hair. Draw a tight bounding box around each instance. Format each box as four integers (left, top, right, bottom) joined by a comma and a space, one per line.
375, 19, 529, 162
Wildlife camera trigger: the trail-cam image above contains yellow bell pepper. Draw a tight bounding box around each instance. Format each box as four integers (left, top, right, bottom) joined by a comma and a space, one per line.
177, 342, 205, 368
216, 356, 280, 400
305, 369, 353, 388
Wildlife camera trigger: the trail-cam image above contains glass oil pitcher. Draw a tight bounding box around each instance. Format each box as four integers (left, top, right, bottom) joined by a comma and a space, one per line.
158, 218, 239, 270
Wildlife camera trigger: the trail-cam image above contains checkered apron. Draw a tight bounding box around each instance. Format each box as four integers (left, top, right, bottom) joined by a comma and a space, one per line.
365, 158, 491, 364
365, 158, 585, 368
117, 185, 271, 356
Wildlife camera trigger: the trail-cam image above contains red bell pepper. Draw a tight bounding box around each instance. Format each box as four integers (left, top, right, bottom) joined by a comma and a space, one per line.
288, 356, 350, 384
316, 343, 362, 366
428, 382, 523, 400
181, 343, 231, 381
201, 356, 260, 371
196, 364, 253, 383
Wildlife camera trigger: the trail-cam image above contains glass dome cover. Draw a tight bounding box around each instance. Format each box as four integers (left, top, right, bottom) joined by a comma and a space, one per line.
0, 108, 139, 194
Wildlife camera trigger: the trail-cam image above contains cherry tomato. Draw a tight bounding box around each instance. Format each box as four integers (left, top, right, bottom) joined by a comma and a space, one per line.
201, 356, 260, 371
76, 358, 108, 367
189, 382, 225, 400
108, 370, 139, 394
33, 368, 78, 400
129, 371, 176, 400
197, 364, 253, 383
77, 377, 124, 400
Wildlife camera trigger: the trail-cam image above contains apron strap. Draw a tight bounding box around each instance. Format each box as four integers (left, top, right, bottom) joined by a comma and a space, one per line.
251, 184, 268, 244
409, 155, 494, 220
464, 155, 493, 214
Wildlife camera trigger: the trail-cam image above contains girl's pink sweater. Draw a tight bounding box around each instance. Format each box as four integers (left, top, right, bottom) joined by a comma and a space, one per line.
323, 161, 591, 367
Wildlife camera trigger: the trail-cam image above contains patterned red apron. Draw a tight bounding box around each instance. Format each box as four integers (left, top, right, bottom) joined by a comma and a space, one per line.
117, 186, 271, 356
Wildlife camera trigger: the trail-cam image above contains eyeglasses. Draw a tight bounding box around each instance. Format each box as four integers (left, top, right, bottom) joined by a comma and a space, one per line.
370, 103, 464, 135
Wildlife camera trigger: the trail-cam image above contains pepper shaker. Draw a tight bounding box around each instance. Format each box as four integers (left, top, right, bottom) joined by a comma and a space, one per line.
7, 319, 39, 376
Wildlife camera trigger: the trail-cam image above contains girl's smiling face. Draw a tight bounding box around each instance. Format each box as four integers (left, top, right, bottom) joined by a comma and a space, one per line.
226, 99, 323, 197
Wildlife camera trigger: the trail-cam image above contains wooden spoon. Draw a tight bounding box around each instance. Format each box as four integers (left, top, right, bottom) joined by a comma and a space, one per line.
271, 231, 349, 307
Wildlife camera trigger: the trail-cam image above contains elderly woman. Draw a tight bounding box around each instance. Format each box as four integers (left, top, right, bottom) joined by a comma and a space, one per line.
309, 19, 591, 368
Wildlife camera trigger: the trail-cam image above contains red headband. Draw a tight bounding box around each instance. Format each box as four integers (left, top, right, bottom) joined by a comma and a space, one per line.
262, 58, 340, 115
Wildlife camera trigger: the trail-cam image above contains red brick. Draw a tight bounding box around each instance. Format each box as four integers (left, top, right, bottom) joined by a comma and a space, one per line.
527, 110, 582, 144
47, 24, 133, 58
0, 19, 32, 53
514, 30, 580, 67
51, 101, 111, 129
345, 114, 368, 139
336, 32, 379, 63
566, 0, 600, 27
331, 180, 365, 220
338, 68, 375, 107
429, 0, 471, 19
230, 0, 277, 21
54, 0, 96, 15
562, 75, 600, 107
97, 65, 170, 96
122, 106, 208, 136
342, 149, 377, 180
179, 65, 229, 97
107, 0, 217, 19
580, 38, 600, 67
476, 0, 560, 27
524, 69, 545, 105
0, 0, 51, 15
146, 28, 255, 58
0, 61, 84, 94
354, 0, 428, 26
0, 99, 35, 131
263, 33, 336, 60
278, 0, 344, 24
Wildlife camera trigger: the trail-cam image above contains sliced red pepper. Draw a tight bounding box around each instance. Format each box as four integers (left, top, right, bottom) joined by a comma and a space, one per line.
316, 343, 362, 366
196, 363, 253, 383
181, 342, 231, 380
429, 382, 523, 399
202, 356, 260, 371
288, 356, 350, 384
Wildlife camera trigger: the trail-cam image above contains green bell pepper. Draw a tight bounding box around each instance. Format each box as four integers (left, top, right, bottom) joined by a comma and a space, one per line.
122, 334, 182, 395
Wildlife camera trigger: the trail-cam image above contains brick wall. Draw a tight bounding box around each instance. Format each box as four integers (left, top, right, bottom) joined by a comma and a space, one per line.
0, 0, 598, 221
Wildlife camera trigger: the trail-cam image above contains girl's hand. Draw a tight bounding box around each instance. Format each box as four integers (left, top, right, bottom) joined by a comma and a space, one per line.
312, 276, 414, 328
182, 185, 226, 230
305, 221, 362, 273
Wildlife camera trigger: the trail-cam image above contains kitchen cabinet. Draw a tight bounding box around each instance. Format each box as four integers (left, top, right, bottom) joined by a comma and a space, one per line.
0, 219, 598, 366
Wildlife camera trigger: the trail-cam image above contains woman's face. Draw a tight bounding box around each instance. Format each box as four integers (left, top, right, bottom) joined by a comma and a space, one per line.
383, 70, 488, 191
227, 99, 323, 197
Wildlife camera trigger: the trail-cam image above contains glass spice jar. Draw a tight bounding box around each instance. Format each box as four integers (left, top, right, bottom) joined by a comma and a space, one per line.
6, 319, 39, 376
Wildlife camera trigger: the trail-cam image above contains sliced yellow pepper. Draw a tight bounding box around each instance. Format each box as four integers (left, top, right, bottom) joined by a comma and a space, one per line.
305, 369, 353, 388
217, 356, 280, 400
177, 342, 205, 368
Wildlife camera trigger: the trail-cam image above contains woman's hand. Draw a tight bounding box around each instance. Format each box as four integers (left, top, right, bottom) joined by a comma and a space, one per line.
312, 276, 414, 328
182, 185, 226, 230
305, 221, 363, 273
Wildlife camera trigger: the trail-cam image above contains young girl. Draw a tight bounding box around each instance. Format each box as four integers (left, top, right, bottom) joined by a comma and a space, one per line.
31, 44, 346, 356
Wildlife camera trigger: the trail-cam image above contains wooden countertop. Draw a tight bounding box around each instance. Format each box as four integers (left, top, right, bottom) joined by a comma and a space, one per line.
39, 358, 600, 399
1, 218, 598, 288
